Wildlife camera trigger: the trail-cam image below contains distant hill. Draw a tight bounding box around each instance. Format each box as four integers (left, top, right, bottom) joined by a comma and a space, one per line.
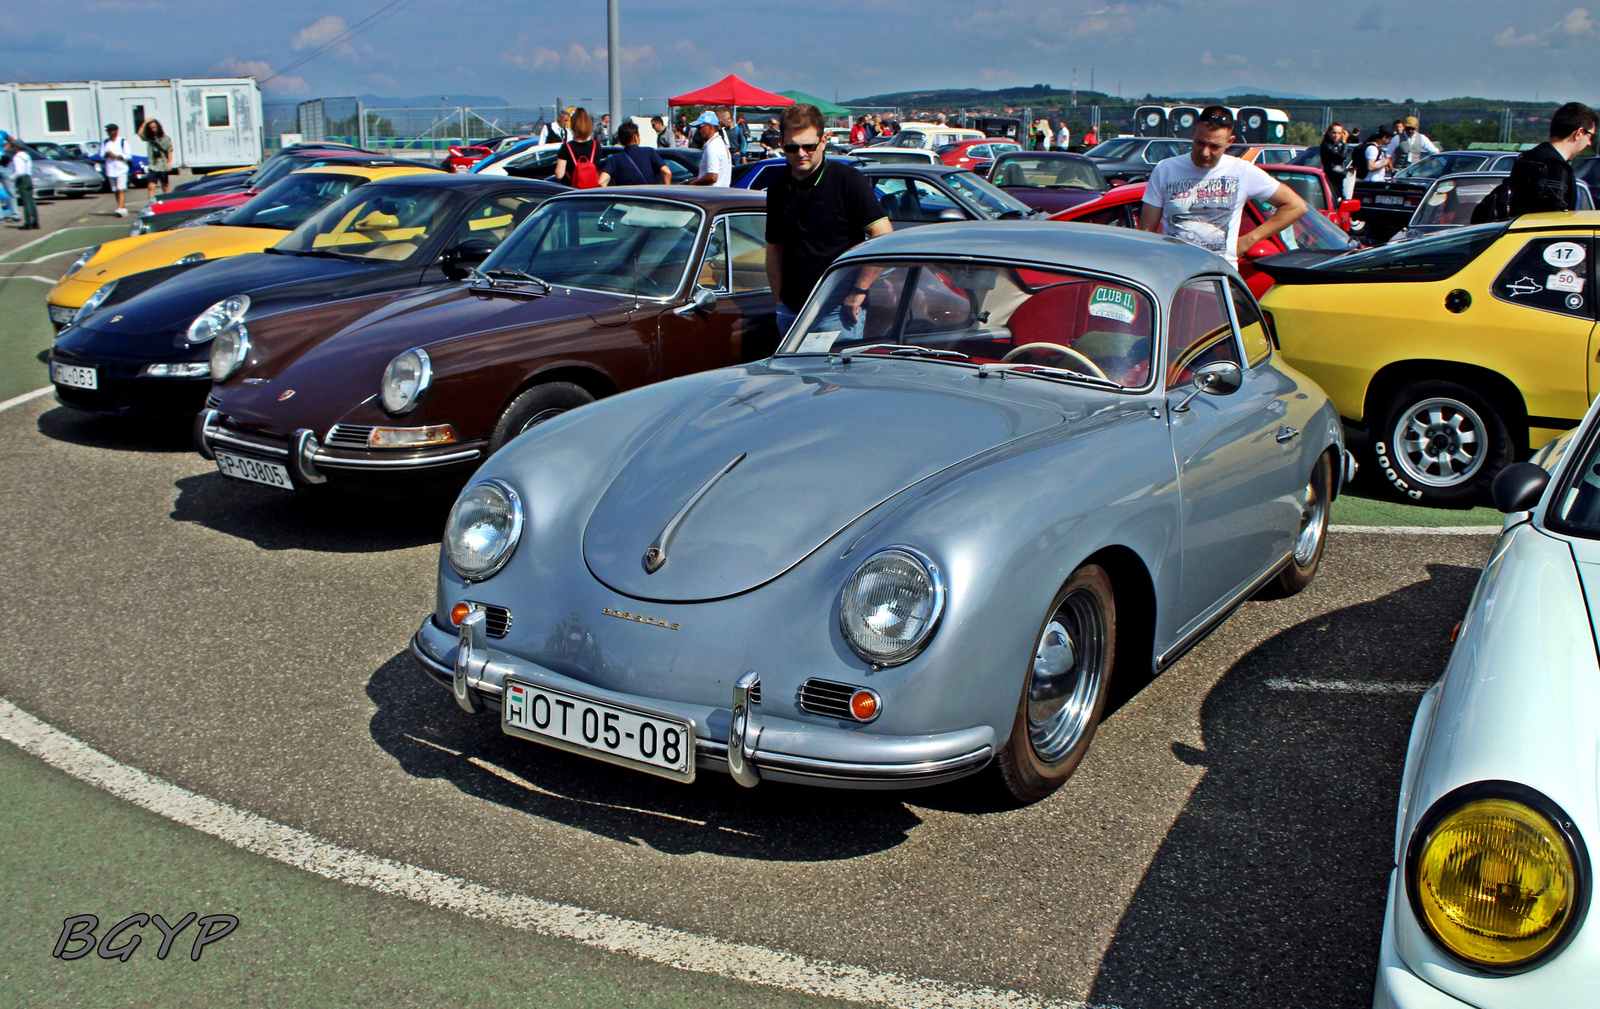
1166, 87, 1323, 102
845, 84, 1565, 112
845, 85, 1111, 108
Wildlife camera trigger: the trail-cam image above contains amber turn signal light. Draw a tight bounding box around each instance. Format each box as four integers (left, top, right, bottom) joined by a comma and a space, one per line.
849, 689, 879, 721
450, 601, 473, 626
1450, 621, 1462, 644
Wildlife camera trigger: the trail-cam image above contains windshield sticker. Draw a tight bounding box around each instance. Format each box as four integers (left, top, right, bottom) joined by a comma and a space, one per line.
1426, 191, 1450, 206
1502, 276, 1543, 298
1544, 242, 1586, 268
1567, 294, 1585, 311
1088, 286, 1137, 324
1436, 180, 1455, 193
1546, 269, 1585, 293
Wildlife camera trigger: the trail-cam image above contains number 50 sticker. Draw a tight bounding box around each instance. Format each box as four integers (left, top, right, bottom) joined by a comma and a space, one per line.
1544, 242, 1586, 268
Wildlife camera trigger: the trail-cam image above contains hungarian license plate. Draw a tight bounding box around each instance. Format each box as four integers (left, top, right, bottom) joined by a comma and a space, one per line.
49, 304, 77, 326
1374, 195, 1406, 206
215, 451, 292, 489
502, 679, 695, 782
51, 361, 97, 390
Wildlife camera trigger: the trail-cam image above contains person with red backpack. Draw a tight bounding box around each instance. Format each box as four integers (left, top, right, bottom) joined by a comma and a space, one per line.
553, 108, 602, 189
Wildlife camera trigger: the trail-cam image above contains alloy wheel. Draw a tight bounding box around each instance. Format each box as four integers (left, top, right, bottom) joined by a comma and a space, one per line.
1393, 397, 1486, 488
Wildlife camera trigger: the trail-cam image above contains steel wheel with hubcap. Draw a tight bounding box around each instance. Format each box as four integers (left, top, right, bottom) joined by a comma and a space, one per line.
992, 564, 1116, 804
1260, 451, 1332, 599
1376, 381, 1512, 506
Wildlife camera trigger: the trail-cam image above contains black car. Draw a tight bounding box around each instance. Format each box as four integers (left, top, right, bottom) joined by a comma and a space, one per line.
1081, 137, 1189, 185
1352, 150, 1522, 243
858, 164, 1041, 226
166, 142, 370, 198
49, 175, 562, 420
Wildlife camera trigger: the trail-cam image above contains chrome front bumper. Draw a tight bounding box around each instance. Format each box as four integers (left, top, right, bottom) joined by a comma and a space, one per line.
410, 614, 995, 790
196, 409, 484, 484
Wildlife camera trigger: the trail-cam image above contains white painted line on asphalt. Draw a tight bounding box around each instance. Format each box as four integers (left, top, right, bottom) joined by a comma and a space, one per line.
1330, 525, 1500, 535
1267, 678, 1433, 694
28, 244, 96, 264
0, 274, 58, 283
0, 698, 1112, 1009
0, 387, 53, 413
1, 224, 74, 259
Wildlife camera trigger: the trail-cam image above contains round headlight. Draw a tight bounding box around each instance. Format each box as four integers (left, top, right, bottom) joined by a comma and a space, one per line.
444, 480, 523, 581
68, 246, 99, 276
209, 323, 250, 382
186, 295, 250, 345
173, 252, 206, 266
839, 547, 945, 665
73, 280, 119, 324
1410, 789, 1587, 969
381, 347, 432, 414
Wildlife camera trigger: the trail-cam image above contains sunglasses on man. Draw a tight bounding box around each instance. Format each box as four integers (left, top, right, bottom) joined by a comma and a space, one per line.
1198, 114, 1234, 129
782, 140, 823, 154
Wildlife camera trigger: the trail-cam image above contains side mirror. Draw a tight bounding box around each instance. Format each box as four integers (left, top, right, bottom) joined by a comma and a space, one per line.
1339, 198, 1360, 215
1491, 462, 1551, 514
441, 238, 495, 278
936, 208, 967, 222
673, 286, 718, 316
1173, 360, 1243, 412
1243, 240, 1279, 260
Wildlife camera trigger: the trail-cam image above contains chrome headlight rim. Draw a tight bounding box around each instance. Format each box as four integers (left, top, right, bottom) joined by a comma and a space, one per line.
67, 245, 99, 277
172, 251, 207, 266
444, 479, 524, 583
72, 279, 119, 324
837, 545, 947, 667
1404, 780, 1591, 975
380, 347, 433, 415
208, 323, 250, 382
185, 294, 250, 346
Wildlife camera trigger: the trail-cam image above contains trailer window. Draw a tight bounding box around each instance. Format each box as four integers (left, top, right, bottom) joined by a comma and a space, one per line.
205, 95, 231, 129
45, 100, 71, 134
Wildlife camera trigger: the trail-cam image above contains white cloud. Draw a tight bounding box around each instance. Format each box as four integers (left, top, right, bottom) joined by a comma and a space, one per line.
1496, 7, 1593, 46
1200, 51, 1217, 65
1558, 7, 1594, 33
210, 56, 307, 95
293, 15, 348, 51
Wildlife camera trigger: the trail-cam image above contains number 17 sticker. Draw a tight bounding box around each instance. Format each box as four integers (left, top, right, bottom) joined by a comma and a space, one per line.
1544, 242, 1586, 268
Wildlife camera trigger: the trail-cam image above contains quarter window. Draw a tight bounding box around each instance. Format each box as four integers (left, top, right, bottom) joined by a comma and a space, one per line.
1492, 237, 1593, 319
45, 100, 71, 134
1227, 280, 1272, 365
1167, 279, 1240, 386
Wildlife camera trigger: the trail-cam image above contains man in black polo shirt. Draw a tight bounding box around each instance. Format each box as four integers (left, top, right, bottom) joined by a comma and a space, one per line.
765, 102, 892, 336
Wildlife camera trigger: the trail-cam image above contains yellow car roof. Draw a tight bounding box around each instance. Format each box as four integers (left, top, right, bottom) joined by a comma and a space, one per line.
287, 164, 438, 182
1508, 210, 1600, 230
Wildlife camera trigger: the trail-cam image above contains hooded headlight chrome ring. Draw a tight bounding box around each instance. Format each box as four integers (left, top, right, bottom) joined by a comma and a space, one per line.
444, 479, 523, 582
209, 323, 250, 382
838, 546, 946, 666
1406, 781, 1590, 973
186, 295, 250, 345
72, 280, 118, 324
381, 347, 433, 415
68, 246, 99, 276
173, 252, 206, 266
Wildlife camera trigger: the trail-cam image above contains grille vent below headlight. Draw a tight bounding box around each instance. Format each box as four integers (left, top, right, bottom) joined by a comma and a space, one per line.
464, 603, 512, 638
327, 424, 375, 449
205, 392, 221, 409
799, 679, 859, 720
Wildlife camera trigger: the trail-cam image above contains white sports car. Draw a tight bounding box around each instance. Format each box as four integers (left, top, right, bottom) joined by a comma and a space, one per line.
1375, 413, 1598, 1007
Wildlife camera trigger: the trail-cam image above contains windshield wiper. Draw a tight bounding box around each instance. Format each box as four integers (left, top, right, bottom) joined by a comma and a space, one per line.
468, 267, 551, 293
976, 362, 1122, 390
287, 248, 359, 260
836, 343, 970, 364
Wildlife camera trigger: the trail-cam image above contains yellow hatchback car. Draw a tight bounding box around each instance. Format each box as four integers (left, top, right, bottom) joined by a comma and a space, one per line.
46, 164, 436, 328
1258, 212, 1599, 505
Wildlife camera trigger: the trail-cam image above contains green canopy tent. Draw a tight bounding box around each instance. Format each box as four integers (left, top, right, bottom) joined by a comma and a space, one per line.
775, 91, 851, 118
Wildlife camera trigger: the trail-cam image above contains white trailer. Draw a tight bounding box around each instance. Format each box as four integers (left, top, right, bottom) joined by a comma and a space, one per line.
0, 78, 262, 170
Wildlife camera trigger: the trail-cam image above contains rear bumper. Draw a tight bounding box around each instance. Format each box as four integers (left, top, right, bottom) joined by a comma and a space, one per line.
410, 614, 996, 789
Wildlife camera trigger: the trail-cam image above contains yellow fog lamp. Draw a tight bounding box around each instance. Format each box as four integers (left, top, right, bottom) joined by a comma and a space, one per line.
1408, 785, 1589, 971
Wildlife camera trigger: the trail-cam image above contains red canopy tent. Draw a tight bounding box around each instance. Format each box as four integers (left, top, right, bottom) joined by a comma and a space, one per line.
668, 75, 794, 109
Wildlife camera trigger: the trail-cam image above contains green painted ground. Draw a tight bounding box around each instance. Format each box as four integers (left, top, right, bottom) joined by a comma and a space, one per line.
0, 279, 54, 401
0, 743, 856, 1009
1330, 489, 1501, 527
0, 225, 130, 265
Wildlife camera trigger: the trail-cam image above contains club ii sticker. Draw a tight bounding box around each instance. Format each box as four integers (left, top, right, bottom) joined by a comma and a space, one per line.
1088, 286, 1137, 324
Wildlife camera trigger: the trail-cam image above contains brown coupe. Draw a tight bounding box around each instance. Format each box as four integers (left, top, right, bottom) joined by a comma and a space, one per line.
196, 187, 777, 495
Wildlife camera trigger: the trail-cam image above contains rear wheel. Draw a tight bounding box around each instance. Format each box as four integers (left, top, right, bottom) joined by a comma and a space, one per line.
1374, 381, 1514, 506
990, 564, 1116, 805
1259, 451, 1332, 599
487, 382, 594, 454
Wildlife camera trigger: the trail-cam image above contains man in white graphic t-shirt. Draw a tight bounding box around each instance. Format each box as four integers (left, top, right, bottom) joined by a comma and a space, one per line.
1139, 106, 1306, 268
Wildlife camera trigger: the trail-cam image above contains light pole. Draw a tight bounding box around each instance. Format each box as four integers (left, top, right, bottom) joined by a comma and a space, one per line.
607, 0, 623, 134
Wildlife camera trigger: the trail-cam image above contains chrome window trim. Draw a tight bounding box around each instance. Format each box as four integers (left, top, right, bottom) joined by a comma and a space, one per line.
1164, 274, 1246, 394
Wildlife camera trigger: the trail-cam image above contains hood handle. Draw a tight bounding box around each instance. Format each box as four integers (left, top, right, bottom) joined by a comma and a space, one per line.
644, 452, 746, 573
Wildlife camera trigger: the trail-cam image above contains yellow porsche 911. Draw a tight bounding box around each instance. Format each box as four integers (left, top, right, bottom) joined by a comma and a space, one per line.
1258, 212, 1599, 505
46, 164, 435, 328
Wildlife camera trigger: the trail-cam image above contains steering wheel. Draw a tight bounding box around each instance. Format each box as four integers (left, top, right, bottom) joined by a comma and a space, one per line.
1001, 342, 1110, 380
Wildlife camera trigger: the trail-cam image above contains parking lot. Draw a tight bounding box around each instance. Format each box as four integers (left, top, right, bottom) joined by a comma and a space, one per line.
1, 192, 1500, 1008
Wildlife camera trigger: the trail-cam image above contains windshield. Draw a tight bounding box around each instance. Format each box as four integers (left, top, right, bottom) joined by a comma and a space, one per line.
274, 183, 461, 261
1305, 221, 1506, 279
481, 196, 703, 297
1395, 153, 1486, 180
248, 156, 329, 191
1411, 178, 1500, 227
778, 259, 1156, 387
1546, 425, 1600, 539
225, 172, 379, 232
1250, 200, 1357, 251
943, 171, 1037, 218
989, 155, 1106, 191
1086, 139, 1142, 160
31, 142, 69, 159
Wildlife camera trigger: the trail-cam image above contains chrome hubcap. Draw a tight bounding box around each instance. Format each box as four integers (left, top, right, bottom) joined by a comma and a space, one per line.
1293, 473, 1327, 567
1026, 589, 1106, 763
1394, 397, 1485, 488
518, 407, 566, 436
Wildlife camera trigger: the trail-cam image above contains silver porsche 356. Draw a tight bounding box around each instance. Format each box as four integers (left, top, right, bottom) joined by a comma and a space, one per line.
410, 221, 1348, 803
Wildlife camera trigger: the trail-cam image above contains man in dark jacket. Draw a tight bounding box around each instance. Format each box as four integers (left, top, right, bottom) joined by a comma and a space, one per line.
1319, 124, 1348, 199
1509, 102, 1596, 215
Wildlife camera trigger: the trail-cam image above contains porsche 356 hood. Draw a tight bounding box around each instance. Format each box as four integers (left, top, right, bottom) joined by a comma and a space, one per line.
581, 363, 1067, 603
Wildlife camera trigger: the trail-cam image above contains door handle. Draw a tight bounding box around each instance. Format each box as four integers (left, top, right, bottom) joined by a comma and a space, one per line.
1276, 426, 1300, 444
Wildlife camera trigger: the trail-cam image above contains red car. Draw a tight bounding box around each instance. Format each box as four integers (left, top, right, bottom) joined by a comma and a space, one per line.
447, 136, 529, 173
936, 138, 1023, 174
1259, 164, 1361, 232
1049, 182, 1358, 298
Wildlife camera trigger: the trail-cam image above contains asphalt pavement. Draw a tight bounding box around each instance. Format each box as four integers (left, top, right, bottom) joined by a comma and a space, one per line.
0, 189, 1501, 1007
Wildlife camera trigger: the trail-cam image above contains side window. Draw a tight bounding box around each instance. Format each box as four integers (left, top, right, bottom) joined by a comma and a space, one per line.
911, 179, 964, 221
872, 177, 915, 222
725, 214, 769, 294
453, 193, 544, 247
1166, 279, 1240, 386
698, 219, 729, 290
1492, 238, 1594, 319
1142, 143, 1164, 164
1080, 206, 1133, 228
1228, 280, 1272, 366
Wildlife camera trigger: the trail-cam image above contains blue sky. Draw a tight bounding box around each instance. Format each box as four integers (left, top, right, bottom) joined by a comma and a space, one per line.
2, 0, 1597, 105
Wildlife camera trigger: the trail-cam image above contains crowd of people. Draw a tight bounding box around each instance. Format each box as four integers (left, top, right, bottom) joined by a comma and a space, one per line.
0, 118, 176, 229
